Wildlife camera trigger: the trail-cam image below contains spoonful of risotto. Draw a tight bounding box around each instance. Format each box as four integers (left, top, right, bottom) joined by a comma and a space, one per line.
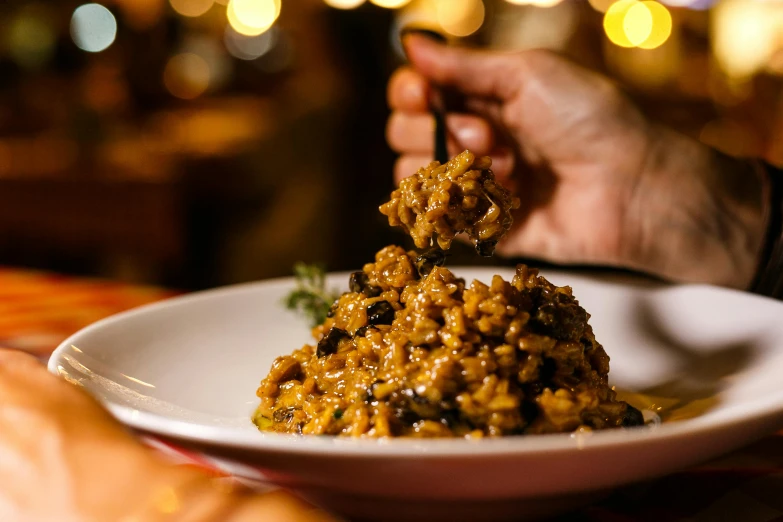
380, 149, 520, 257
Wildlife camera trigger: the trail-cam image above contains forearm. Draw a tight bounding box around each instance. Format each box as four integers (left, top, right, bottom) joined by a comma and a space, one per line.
625, 125, 769, 288
0, 349, 334, 522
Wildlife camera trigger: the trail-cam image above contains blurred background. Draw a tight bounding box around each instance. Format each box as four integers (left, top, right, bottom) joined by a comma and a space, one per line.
0, 0, 781, 290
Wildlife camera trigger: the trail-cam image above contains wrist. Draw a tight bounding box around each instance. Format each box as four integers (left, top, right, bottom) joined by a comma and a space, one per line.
624, 126, 768, 288
749, 161, 783, 297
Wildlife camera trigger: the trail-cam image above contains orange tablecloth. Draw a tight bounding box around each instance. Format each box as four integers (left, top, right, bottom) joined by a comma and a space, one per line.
2, 267, 782, 521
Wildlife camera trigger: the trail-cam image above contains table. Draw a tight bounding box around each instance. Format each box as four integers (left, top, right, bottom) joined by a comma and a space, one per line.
2, 266, 782, 522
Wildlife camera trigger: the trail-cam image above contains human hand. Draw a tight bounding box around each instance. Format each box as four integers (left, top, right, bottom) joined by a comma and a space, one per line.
387, 34, 768, 288
0, 349, 336, 522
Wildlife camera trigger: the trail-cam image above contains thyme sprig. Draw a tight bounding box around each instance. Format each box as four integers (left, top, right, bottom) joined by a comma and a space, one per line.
284, 263, 339, 327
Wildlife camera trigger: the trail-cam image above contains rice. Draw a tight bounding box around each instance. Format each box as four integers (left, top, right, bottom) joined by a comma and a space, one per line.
379, 150, 520, 257
253, 245, 642, 437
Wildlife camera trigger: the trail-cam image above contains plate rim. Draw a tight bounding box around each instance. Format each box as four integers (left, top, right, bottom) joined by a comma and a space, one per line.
48, 268, 783, 458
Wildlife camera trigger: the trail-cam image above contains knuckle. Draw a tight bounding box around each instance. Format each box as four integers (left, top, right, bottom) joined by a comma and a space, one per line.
474, 119, 494, 149
385, 113, 405, 151
0, 349, 40, 373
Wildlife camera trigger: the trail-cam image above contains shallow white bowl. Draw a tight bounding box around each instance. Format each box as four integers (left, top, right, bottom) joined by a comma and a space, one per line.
49, 269, 783, 521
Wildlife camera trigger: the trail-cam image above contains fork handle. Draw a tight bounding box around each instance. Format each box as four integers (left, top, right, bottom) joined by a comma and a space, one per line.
433, 102, 449, 164
400, 27, 450, 164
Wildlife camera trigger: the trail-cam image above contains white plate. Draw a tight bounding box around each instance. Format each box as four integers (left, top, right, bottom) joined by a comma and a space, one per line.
49, 269, 783, 522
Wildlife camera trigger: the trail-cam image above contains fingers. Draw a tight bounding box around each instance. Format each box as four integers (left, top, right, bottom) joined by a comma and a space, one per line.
388, 67, 430, 112
402, 34, 521, 100
228, 491, 340, 522
387, 112, 495, 156
394, 150, 515, 185
0, 349, 40, 376
0, 348, 119, 429
0, 349, 52, 396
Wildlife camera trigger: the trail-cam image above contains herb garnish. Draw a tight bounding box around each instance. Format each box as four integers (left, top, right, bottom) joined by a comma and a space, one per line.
284, 263, 340, 327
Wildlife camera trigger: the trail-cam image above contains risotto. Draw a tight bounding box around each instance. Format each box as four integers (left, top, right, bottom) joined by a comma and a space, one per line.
253, 150, 642, 437
253, 245, 643, 437
379, 150, 520, 256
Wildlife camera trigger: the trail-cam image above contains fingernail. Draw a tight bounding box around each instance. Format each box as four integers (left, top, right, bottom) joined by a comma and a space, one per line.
455, 125, 479, 147
403, 80, 425, 104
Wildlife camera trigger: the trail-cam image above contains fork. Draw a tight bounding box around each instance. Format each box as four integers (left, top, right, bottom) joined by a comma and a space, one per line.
400, 27, 449, 164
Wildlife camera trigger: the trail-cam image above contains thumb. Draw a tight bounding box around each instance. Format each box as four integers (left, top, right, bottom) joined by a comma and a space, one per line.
402, 34, 520, 100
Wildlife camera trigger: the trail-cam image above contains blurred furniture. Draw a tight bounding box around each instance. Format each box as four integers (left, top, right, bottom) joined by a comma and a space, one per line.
0, 176, 184, 283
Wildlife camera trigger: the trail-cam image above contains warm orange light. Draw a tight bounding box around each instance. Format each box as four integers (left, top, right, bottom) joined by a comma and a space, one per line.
711, 0, 783, 80
604, 0, 672, 50
325, 0, 366, 8
370, 0, 412, 7
588, 0, 616, 12
163, 53, 211, 99
623, 1, 653, 46
169, 0, 214, 17
638, 1, 671, 49
504, 0, 563, 5
603, 0, 637, 48
227, 0, 280, 36
437, 0, 485, 37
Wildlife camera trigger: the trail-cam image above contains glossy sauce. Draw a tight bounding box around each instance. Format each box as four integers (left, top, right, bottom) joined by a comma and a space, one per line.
614, 388, 719, 423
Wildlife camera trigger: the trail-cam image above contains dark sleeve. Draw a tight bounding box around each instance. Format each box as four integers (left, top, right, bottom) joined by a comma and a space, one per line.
751, 162, 783, 299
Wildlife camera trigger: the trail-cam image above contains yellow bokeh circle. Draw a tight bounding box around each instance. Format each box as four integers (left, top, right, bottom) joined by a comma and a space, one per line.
603, 0, 637, 48
638, 1, 672, 49
603, 0, 671, 50
437, 0, 485, 37
227, 0, 280, 37
623, 2, 653, 46
164, 53, 210, 100
325, 0, 366, 8
370, 0, 411, 8
170, 0, 214, 17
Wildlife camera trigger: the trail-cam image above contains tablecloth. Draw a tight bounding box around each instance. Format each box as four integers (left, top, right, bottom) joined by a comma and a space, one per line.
2, 267, 782, 522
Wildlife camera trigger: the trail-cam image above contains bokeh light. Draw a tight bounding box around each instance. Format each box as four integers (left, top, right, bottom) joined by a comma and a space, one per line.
623, 2, 653, 46
638, 1, 672, 49
529, 0, 564, 6
7, 8, 56, 69
225, 25, 277, 60
712, 0, 782, 80
506, 0, 563, 6
604, 0, 671, 49
437, 0, 485, 37
587, 0, 616, 13
71, 4, 118, 53
163, 53, 211, 99
324, 0, 367, 8
493, 0, 576, 50
181, 36, 231, 89
604, 0, 637, 48
659, 0, 698, 6
227, 0, 280, 36
169, 0, 214, 17
370, 0, 412, 8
